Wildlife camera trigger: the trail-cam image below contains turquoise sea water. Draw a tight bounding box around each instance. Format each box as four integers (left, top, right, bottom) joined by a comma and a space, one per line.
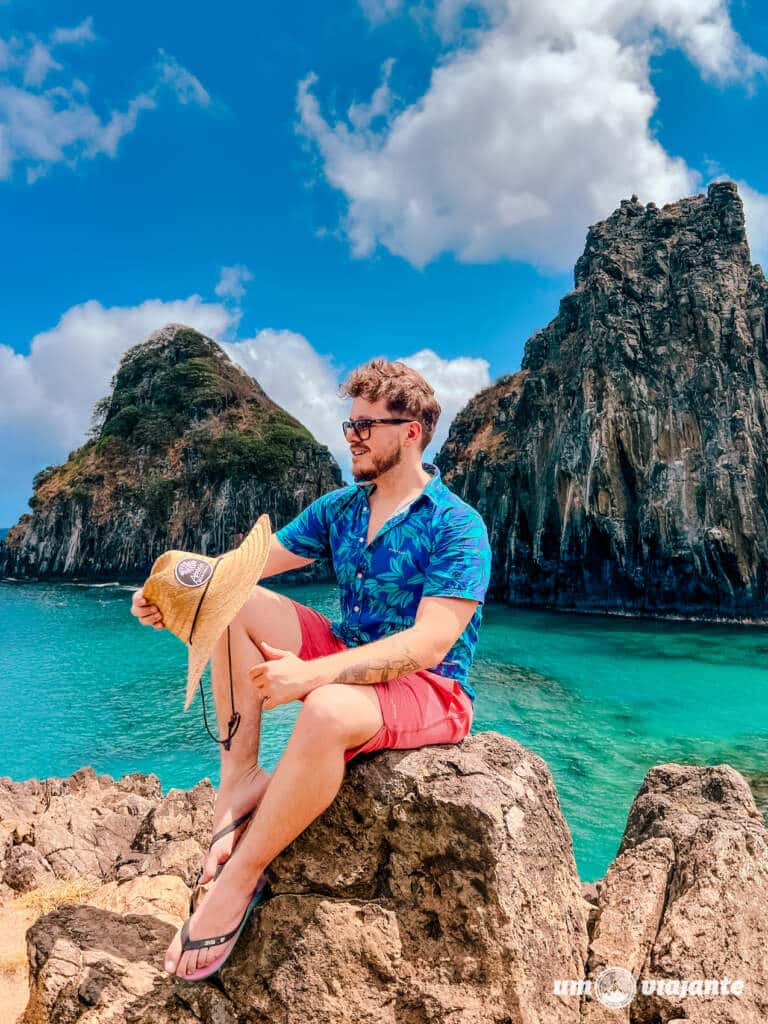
1, 579, 766, 882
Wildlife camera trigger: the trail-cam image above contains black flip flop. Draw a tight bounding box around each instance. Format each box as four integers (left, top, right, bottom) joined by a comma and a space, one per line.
175, 875, 270, 982
189, 809, 254, 914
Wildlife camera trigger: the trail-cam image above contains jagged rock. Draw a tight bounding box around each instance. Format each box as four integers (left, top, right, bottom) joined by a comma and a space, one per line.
118, 781, 215, 886
0, 766, 170, 897
437, 181, 768, 620
0, 323, 342, 581
583, 763, 768, 1023
3, 845, 57, 893
87, 874, 190, 925
747, 771, 768, 824
235, 732, 589, 1021
582, 838, 674, 1023
18, 734, 590, 1023
22, 901, 195, 1024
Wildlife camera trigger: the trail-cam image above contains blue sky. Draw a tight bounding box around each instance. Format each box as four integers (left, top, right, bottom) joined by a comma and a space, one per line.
1, 1, 767, 526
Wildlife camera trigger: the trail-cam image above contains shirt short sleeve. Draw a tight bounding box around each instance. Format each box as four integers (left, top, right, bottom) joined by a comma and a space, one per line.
275, 490, 340, 561
422, 506, 492, 602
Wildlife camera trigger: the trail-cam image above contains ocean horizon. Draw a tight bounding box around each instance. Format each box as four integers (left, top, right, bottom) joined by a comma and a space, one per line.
1, 577, 766, 884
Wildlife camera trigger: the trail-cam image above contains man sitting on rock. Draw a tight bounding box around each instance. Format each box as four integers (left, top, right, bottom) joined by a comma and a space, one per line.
132, 356, 492, 980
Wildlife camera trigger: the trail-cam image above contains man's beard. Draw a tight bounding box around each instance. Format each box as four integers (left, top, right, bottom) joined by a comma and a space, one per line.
351, 442, 404, 482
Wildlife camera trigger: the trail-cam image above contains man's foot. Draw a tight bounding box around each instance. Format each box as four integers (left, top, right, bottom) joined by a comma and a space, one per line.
165, 862, 267, 979
200, 765, 271, 885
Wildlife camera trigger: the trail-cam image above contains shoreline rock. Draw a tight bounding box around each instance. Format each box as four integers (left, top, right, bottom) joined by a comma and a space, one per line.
2, 738, 767, 1022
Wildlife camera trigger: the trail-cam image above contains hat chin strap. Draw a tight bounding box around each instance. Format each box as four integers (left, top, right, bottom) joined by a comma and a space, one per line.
199, 626, 241, 751
188, 558, 242, 752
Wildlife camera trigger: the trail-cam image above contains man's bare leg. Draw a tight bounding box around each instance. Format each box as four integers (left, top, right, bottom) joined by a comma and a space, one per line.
165, 681, 383, 976
198, 585, 304, 883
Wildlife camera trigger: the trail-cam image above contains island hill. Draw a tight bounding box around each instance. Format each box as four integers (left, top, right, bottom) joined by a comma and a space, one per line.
436, 181, 768, 622
2, 181, 768, 622
0, 324, 342, 580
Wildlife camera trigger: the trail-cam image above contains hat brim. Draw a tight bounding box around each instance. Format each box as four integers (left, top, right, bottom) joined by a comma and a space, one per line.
184, 514, 272, 711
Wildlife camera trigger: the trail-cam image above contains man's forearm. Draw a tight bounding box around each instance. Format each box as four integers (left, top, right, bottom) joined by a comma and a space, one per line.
304, 627, 442, 689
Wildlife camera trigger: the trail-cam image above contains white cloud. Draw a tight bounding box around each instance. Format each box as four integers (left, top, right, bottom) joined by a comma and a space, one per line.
22, 41, 61, 88
359, 0, 404, 25
0, 297, 237, 450
737, 179, 768, 269
299, 0, 768, 270
215, 264, 254, 301
89, 93, 157, 160
51, 18, 96, 46
396, 348, 490, 455
0, 21, 211, 183
223, 334, 490, 476
155, 49, 211, 107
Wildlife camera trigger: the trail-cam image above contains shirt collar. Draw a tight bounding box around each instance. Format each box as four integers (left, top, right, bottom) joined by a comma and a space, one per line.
421, 462, 441, 504
357, 462, 441, 506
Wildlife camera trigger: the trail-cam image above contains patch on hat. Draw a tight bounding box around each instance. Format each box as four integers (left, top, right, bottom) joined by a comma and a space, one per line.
174, 557, 214, 588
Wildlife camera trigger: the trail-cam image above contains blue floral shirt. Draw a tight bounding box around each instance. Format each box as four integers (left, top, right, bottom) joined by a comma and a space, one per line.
274, 462, 491, 701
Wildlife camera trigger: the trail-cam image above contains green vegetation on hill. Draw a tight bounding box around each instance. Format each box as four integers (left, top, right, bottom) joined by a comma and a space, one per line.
93, 332, 257, 448
189, 419, 311, 484
97, 354, 242, 447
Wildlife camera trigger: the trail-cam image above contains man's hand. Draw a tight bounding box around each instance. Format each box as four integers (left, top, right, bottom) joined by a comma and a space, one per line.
249, 642, 315, 710
131, 586, 165, 630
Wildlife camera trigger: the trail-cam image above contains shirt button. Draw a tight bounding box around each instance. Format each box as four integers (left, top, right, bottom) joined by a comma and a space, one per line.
358, 537, 364, 543
353, 604, 360, 612
356, 572, 363, 579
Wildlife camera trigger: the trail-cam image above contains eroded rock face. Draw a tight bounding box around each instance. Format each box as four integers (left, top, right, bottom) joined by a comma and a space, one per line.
0, 766, 212, 898
437, 182, 768, 620
231, 733, 589, 1022
10, 746, 767, 1023
17, 734, 590, 1024
583, 763, 768, 1023
0, 323, 342, 582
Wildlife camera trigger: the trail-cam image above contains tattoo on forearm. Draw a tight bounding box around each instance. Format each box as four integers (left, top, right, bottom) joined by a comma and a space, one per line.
331, 648, 421, 685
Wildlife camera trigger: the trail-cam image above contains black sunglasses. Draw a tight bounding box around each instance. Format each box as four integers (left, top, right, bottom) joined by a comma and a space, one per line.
342, 417, 415, 441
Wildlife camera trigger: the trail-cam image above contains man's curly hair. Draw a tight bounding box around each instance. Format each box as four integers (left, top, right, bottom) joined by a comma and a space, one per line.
339, 358, 441, 453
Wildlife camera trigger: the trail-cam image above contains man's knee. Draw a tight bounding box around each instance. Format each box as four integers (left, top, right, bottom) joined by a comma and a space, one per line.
230, 585, 273, 624
297, 685, 373, 744
227, 586, 302, 652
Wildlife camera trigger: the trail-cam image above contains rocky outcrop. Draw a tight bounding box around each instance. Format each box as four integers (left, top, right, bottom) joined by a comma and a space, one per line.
583, 763, 768, 1023
437, 181, 768, 620
6, 744, 767, 1022
8, 735, 590, 1024
0, 324, 343, 581
0, 767, 212, 900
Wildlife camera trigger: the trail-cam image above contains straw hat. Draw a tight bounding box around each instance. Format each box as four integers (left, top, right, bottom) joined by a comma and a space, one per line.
143, 514, 272, 711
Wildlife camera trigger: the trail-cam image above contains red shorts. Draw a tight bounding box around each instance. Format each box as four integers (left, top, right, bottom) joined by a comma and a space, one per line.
290, 600, 474, 763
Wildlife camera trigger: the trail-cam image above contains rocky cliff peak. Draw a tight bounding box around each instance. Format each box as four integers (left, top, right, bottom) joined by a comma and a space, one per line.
97, 323, 274, 447
437, 181, 768, 620
0, 324, 342, 580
